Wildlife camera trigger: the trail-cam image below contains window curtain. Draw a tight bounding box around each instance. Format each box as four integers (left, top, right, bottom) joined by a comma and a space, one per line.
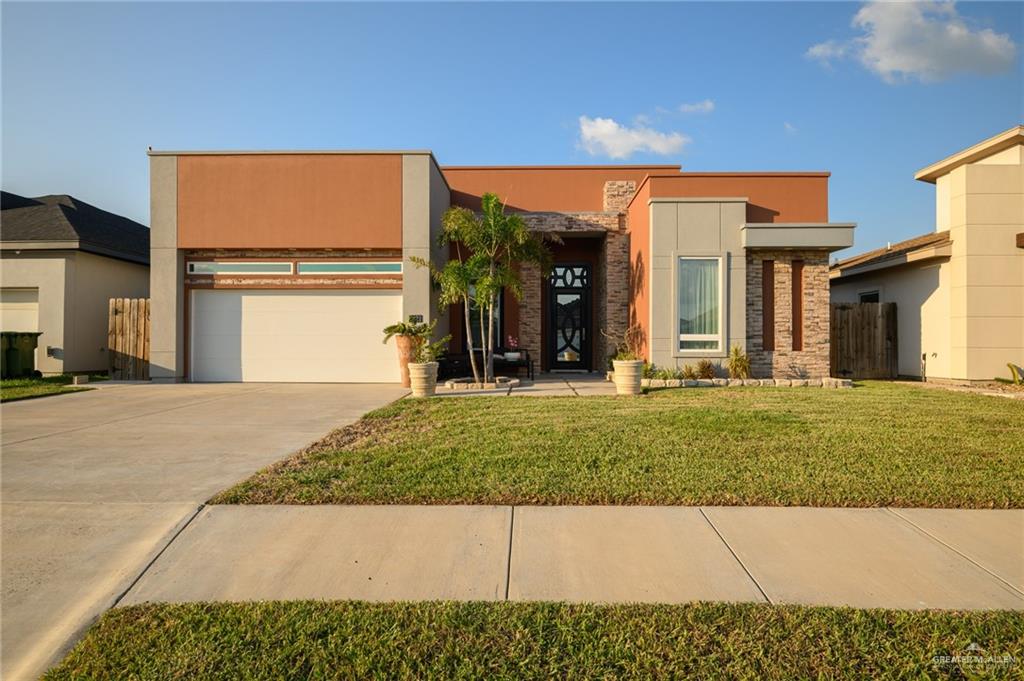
678, 259, 719, 336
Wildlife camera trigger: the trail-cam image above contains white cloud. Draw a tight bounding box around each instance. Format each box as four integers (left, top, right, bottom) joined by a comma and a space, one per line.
784, 122, 798, 135
806, 40, 849, 63
807, 1, 1017, 83
578, 116, 689, 159
679, 99, 715, 114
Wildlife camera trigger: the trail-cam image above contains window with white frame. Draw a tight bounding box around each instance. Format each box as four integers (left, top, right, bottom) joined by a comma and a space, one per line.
677, 257, 722, 351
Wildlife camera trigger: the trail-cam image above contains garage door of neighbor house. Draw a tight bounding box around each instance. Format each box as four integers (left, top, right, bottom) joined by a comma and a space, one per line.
1, 288, 39, 332
190, 289, 401, 383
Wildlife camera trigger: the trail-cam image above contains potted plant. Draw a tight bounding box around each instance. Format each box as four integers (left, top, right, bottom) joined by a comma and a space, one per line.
383, 318, 433, 388
406, 321, 451, 398
607, 325, 645, 396
504, 335, 521, 361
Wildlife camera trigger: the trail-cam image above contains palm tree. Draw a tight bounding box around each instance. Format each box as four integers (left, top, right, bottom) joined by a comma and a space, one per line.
420, 193, 552, 383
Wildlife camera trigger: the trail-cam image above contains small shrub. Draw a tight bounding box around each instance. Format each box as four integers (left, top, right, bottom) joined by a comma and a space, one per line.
642, 362, 657, 379
727, 345, 751, 379
682, 364, 698, 380
696, 359, 716, 379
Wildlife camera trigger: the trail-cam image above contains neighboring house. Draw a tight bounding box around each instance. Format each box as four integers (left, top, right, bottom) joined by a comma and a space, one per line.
831, 126, 1024, 383
1, 192, 150, 374
148, 151, 853, 383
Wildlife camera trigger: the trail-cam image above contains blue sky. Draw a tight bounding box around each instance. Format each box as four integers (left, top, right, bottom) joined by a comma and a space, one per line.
2, 1, 1021, 258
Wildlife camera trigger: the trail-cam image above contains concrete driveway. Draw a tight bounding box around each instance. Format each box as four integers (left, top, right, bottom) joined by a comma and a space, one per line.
1, 382, 406, 681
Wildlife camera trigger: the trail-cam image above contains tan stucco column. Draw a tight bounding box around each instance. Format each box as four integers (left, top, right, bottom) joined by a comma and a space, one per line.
149, 154, 185, 382
401, 154, 449, 336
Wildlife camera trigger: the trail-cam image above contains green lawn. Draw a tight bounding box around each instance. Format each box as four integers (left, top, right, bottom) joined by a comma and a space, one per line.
0, 374, 104, 403
46, 601, 1023, 680
214, 382, 1023, 508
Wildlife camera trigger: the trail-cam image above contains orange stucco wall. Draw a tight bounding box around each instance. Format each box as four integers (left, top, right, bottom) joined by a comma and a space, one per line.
646, 173, 829, 223
177, 154, 404, 249
627, 180, 652, 360
442, 166, 679, 212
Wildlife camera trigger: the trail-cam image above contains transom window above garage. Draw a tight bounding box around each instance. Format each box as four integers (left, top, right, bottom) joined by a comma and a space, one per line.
296, 262, 402, 274
187, 262, 293, 275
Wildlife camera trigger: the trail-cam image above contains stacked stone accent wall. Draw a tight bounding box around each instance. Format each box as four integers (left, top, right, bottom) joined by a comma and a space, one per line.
746, 250, 831, 378
518, 212, 628, 368
603, 181, 637, 213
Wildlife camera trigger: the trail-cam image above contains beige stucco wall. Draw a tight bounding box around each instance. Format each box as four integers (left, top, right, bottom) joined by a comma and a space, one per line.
64, 251, 149, 372
149, 154, 184, 382
830, 260, 951, 378
1, 252, 68, 374
1, 251, 148, 374
401, 154, 450, 338
947, 158, 1023, 381
647, 198, 747, 370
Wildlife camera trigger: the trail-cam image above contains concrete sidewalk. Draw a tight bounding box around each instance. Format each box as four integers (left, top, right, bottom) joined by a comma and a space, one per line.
123, 505, 1024, 611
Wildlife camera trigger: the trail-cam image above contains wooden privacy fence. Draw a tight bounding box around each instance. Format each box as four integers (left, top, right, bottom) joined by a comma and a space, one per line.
830, 302, 898, 379
108, 298, 150, 380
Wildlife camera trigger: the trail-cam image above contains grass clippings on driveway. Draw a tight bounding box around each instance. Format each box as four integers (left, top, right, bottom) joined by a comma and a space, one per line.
214, 382, 1023, 508
46, 601, 1024, 680
0, 374, 102, 403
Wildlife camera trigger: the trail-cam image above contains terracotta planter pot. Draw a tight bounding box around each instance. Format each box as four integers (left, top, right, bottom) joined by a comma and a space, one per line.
394, 335, 417, 388
408, 361, 439, 398
612, 359, 644, 395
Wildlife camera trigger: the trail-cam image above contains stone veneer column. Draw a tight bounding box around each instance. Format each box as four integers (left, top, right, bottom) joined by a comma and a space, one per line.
746, 250, 831, 378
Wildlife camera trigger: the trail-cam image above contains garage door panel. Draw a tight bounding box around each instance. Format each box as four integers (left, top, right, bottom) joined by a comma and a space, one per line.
191, 289, 401, 383
1, 288, 39, 332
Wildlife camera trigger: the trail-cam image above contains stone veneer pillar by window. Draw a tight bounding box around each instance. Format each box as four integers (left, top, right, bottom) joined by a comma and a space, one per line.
746, 250, 830, 378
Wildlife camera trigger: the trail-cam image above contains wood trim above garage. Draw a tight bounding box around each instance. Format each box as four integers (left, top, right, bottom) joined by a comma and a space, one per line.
183, 252, 403, 290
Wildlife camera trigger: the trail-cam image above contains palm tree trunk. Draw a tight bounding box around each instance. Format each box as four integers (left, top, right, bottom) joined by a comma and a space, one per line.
463, 295, 480, 384
478, 299, 489, 382
486, 293, 496, 383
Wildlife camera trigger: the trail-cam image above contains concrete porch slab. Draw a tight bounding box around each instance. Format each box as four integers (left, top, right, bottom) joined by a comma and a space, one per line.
508, 506, 765, 604
121, 505, 512, 604
703, 507, 1024, 610
890, 508, 1024, 593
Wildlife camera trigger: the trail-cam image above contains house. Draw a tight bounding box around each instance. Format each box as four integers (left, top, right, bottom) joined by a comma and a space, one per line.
1, 192, 150, 374
830, 126, 1024, 383
148, 151, 854, 383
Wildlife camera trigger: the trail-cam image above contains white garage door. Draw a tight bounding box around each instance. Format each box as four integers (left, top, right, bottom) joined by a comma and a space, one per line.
0, 288, 39, 332
190, 289, 402, 383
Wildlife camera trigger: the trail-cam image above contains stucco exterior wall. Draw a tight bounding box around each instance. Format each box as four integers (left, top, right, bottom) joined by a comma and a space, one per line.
647, 198, 748, 371
401, 154, 450, 334
64, 251, 149, 372
830, 261, 951, 379
646, 173, 830, 223
443, 166, 676, 212
1, 252, 68, 374
176, 154, 404, 249
626, 181, 652, 359
948, 160, 1024, 380
1, 251, 148, 374
150, 154, 184, 381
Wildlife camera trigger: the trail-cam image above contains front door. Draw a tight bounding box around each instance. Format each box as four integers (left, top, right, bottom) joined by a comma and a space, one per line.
548, 264, 591, 370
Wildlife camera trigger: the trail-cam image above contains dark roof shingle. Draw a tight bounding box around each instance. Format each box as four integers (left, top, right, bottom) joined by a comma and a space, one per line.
1, 192, 149, 263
